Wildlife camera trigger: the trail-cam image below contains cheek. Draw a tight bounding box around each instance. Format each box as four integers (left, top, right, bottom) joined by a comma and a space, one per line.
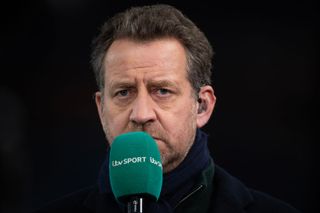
103, 105, 130, 138
171, 100, 197, 125
163, 102, 197, 140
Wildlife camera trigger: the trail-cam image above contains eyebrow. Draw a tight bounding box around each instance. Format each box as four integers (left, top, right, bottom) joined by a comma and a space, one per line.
108, 80, 135, 91
107, 78, 181, 95
146, 79, 179, 88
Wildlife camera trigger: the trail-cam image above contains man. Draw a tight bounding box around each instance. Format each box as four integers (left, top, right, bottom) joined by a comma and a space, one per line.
34, 4, 300, 213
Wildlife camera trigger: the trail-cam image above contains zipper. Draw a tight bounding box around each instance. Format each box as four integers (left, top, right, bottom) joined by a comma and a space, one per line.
174, 184, 204, 209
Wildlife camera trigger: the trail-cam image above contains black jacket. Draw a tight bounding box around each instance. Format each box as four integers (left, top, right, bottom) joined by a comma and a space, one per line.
32, 164, 300, 213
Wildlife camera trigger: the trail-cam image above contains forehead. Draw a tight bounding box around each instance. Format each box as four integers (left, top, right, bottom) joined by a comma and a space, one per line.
103, 38, 188, 81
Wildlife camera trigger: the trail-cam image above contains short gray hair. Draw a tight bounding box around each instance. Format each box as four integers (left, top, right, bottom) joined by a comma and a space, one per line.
90, 4, 214, 94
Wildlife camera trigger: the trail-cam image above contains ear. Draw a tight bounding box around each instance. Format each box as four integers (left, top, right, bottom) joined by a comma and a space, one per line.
95, 91, 104, 125
196, 85, 216, 128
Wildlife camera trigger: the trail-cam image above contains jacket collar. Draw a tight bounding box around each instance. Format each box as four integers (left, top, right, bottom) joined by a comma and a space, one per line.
82, 164, 255, 213
210, 165, 254, 213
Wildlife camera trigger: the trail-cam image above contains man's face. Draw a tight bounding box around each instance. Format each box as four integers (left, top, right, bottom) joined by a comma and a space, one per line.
96, 38, 200, 173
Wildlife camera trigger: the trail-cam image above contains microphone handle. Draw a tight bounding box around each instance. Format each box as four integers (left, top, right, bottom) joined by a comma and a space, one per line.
126, 196, 144, 213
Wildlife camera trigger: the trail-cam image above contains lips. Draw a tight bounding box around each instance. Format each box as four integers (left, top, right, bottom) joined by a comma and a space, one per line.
151, 136, 164, 143
150, 136, 164, 146
152, 138, 168, 153
152, 137, 162, 144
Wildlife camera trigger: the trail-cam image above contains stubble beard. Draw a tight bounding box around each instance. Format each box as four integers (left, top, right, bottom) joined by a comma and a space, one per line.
101, 107, 197, 173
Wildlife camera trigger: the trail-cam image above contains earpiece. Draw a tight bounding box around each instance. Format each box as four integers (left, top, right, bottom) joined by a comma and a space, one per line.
197, 98, 206, 114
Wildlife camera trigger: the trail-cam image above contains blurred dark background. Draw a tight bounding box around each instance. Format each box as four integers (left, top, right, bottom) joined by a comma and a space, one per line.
1, 0, 318, 212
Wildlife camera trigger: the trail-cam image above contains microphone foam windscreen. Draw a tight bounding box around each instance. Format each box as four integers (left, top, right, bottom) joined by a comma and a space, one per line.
109, 131, 163, 202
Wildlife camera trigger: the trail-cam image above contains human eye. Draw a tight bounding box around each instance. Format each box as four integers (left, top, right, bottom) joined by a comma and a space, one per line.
158, 88, 171, 96
116, 89, 129, 97
153, 88, 173, 99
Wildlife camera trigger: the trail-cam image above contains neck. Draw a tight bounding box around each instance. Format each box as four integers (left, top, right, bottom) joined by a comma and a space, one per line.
161, 129, 211, 195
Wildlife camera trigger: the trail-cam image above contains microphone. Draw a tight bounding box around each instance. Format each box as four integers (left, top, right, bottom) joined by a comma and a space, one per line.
109, 131, 163, 213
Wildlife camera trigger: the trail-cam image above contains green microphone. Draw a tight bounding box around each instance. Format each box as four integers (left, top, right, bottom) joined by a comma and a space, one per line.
109, 131, 163, 212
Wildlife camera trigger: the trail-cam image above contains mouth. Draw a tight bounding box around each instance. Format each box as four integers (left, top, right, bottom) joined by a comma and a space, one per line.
142, 131, 166, 146
151, 137, 166, 150
152, 137, 162, 143
150, 135, 163, 142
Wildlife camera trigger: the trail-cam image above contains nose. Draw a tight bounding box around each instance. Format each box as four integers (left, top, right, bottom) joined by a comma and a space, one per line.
129, 90, 156, 126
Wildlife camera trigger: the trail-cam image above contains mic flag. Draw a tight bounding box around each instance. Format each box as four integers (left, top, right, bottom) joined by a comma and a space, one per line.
109, 131, 163, 203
